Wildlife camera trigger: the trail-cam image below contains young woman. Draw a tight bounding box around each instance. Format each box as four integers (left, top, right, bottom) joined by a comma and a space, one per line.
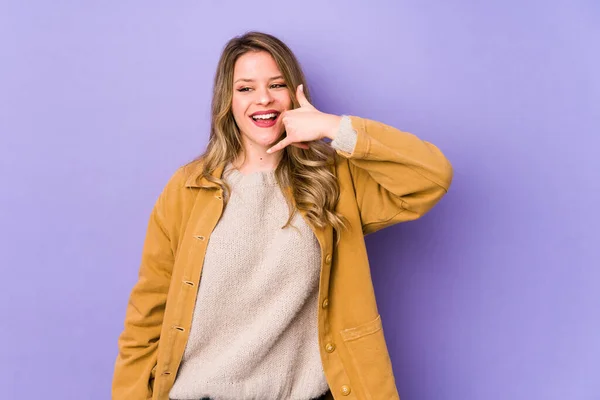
112, 31, 453, 400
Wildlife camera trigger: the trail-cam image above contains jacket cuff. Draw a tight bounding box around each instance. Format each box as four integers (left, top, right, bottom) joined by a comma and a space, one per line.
331, 115, 358, 155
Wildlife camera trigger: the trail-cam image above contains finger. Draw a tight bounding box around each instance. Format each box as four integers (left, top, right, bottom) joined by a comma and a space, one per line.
296, 84, 311, 108
291, 142, 310, 150
267, 137, 293, 153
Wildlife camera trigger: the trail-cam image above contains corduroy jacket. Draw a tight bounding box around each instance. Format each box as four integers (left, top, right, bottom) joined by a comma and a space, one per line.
112, 116, 453, 400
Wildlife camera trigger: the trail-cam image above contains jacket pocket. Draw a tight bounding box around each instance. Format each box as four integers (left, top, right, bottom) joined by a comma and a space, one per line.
340, 315, 398, 400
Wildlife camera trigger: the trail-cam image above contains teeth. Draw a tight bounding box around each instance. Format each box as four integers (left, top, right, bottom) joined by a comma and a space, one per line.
252, 113, 277, 120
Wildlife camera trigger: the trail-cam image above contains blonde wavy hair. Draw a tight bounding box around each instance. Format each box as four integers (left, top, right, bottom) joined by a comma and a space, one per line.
185, 31, 348, 241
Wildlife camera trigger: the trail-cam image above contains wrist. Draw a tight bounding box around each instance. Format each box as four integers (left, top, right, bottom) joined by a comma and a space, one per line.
322, 114, 342, 140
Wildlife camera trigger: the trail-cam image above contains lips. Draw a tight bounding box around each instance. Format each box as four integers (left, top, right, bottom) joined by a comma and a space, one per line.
249, 110, 280, 128
250, 110, 280, 121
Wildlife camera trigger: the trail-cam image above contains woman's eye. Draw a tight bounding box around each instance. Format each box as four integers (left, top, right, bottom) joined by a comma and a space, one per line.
237, 84, 285, 92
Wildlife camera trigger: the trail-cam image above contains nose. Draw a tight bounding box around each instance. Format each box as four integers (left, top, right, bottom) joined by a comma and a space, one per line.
256, 87, 273, 105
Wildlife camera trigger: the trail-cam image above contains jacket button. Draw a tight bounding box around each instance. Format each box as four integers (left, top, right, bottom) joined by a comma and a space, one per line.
322, 298, 329, 308
325, 342, 336, 353
325, 254, 332, 264
194, 235, 205, 241
340, 385, 351, 396
215, 195, 222, 200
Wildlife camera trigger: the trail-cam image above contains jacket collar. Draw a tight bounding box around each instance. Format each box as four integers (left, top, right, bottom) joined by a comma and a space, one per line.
185, 157, 336, 191
184, 160, 227, 189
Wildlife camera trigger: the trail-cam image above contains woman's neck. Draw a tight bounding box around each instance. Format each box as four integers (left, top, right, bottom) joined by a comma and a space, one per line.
232, 149, 283, 175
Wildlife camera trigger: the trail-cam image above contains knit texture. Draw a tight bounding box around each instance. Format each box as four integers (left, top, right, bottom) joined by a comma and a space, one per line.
331, 115, 358, 154
169, 116, 357, 400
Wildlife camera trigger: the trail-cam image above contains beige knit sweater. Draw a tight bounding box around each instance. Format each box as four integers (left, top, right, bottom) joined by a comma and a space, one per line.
169, 116, 357, 400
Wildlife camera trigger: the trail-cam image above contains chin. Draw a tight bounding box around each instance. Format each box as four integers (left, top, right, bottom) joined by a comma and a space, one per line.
251, 129, 283, 145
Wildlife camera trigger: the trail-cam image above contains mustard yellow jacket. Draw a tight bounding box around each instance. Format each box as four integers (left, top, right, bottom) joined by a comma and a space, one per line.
112, 116, 453, 400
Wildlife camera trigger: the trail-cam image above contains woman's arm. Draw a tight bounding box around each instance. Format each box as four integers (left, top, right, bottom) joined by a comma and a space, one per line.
331, 115, 453, 235
268, 87, 452, 232
112, 184, 175, 399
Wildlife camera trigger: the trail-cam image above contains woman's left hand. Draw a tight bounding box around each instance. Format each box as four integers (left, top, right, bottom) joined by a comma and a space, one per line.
267, 84, 341, 153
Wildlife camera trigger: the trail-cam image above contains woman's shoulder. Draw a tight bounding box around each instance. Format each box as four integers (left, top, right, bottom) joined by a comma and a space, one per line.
161, 158, 206, 193
152, 160, 206, 226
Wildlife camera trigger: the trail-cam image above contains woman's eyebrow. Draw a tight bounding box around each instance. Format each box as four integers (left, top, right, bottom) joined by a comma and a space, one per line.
234, 75, 284, 84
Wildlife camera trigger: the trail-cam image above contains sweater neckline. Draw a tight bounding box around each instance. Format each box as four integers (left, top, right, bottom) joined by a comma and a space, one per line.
223, 162, 278, 187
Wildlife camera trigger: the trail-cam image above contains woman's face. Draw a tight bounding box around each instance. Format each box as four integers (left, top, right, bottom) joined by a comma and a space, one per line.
231, 51, 292, 150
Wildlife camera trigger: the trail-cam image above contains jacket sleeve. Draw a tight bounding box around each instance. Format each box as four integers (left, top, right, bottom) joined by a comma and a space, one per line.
331, 115, 453, 235
112, 183, 175, 399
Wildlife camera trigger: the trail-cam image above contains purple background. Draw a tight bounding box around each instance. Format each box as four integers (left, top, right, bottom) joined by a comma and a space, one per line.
1, 1, 599, 399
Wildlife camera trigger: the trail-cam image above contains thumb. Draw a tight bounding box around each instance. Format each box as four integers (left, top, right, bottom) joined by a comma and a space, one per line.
296, 84, 312, 108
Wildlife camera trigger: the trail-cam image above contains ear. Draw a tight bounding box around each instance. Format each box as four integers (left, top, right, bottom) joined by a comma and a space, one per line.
296, 84, 311, 108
